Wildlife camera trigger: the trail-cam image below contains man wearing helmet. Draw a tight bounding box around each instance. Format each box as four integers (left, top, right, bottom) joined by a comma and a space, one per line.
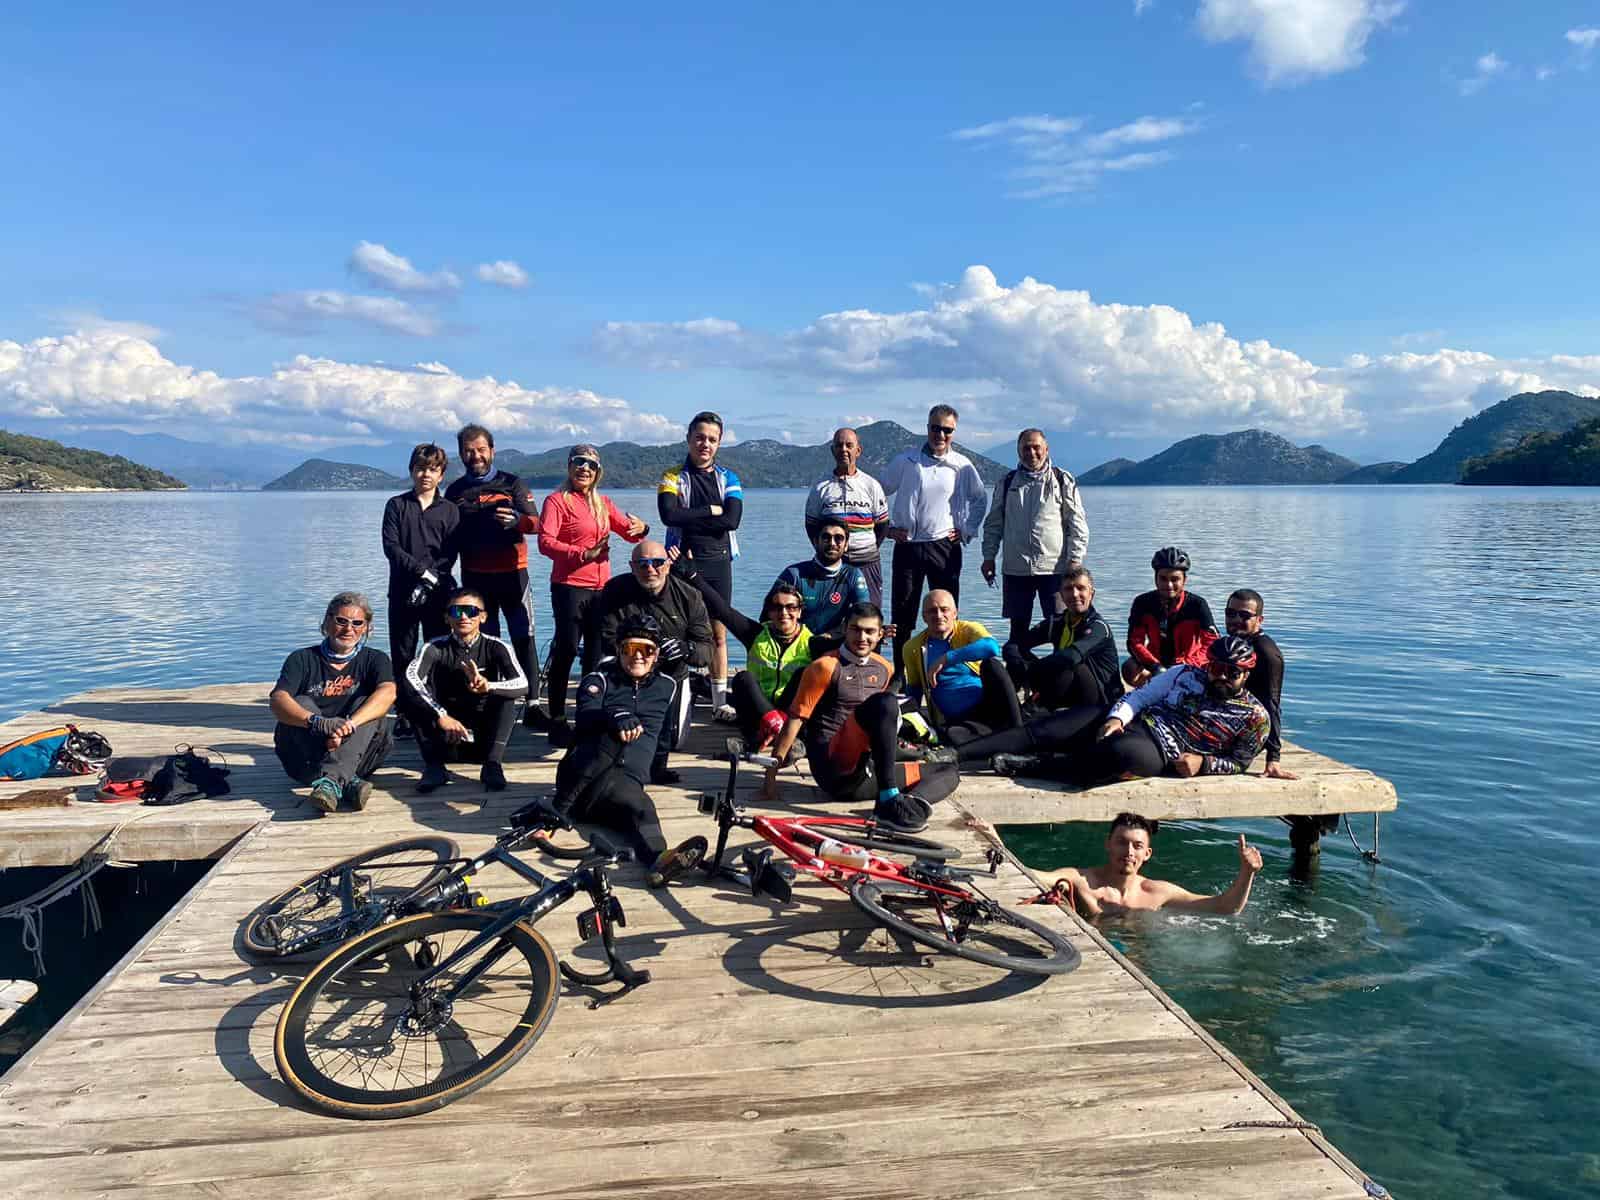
954, 636, 1270, 785
553, 614, 707, 887
1123, 547, 1219, 689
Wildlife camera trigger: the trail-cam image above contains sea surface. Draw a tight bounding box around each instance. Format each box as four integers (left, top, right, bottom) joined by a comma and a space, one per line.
2, 484, 1598, 1198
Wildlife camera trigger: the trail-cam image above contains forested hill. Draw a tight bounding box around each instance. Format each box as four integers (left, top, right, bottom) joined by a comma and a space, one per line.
1391, 390, 1600, 483
0, 430, 186, 491
262, 460, 411, 491
1078, 430, 1359, 485
1459, 417, 1600, 485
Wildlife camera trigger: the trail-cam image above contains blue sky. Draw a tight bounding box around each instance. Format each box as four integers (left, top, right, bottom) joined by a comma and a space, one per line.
3, 1, 1597, 468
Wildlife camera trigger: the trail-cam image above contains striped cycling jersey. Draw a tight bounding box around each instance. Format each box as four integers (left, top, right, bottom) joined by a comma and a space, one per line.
1108, 664, 1269, 776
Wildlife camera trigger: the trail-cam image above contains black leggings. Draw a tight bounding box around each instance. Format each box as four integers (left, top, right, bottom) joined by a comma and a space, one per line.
808, 693, 961, 805
1004, 645, 1111, 711
546, 583, 600, 720
955, 703, 1166, 784
939, 658, 1025, 742
388, 592, 449, 686
890, 539, 962, 673
729, 670, 806, 745
415, 696, 518, 767
463, 568, 539, 701
557, 741, 668, 864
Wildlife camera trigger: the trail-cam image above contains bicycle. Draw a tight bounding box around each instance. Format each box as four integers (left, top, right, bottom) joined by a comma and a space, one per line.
695, 740, 1080, 976
268, 804, 650, 1120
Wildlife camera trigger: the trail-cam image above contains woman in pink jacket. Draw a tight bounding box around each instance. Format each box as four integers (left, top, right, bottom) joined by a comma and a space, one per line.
538, 444, 649, 744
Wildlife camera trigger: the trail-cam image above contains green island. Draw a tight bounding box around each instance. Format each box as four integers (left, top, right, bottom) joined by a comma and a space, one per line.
1460, 416, 1600, 485
0, 430, 186, 492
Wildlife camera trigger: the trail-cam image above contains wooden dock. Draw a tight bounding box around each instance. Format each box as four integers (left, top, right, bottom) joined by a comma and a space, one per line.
0, 683, 1389, 1199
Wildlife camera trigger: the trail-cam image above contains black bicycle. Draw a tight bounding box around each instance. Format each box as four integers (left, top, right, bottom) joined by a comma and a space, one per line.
270, 803, 650, 1120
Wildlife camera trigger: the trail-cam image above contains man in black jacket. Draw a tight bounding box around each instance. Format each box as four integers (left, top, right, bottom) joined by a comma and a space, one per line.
556, 615, 706, 886
1224, 589, 1297, 780
592, 540, 714, 784
404, 590, 528, 794
1004, 566, 1124, 710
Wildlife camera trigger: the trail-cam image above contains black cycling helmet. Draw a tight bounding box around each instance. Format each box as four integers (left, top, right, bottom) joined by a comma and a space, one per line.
1207, 634, 1258, 671
1151, 546, 1190, 572
614, 613, 663, 648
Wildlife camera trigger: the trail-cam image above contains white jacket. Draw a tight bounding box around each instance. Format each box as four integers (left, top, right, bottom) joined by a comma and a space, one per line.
981, 464, 1088, 575
880, 446, 988, 543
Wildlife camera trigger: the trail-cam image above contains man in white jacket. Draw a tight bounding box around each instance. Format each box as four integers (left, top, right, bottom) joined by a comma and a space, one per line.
880, 404, 988, 673
980, 429, 1089, 645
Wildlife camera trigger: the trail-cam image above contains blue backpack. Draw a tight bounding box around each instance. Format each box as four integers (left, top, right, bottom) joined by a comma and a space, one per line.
0, 725, 111, 780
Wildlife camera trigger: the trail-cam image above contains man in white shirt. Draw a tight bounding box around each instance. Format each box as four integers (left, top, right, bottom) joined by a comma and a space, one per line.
805, 427, 891, 606
880, 404, 988, 673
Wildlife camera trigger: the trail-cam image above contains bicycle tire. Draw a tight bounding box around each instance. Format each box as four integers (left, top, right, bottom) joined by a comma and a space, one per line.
790, 818, 960, 862
241, 836, 459, 960
275, 910, 559, 1119
849, 877, 1080, 976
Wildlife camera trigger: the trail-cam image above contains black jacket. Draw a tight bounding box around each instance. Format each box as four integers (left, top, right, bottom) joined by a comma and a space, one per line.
382, 491, 459, 598
565, 662, 678, 785
592, 573, 713, 672
1014, 602, 1123, 699
1244, 631, 1285, 764
445, 470, 538, 573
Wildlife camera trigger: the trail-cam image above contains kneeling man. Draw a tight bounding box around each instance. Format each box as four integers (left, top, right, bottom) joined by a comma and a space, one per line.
270, 591, 396, 815
406, 589, 528, 794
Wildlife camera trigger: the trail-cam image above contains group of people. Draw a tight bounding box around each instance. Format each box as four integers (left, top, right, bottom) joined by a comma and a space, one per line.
266, 404, 1290, 905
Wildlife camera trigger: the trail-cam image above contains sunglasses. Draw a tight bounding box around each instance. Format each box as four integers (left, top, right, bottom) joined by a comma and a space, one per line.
769, 601, 802, 613
818, 532, 848, 543
620, 639, 659, 657
569, 456, 600, 471
928, 425, 956, 436
1224, 608, 1260, 621
330, 617, 367, 629
1207, 662, 1249, 677
634, 557, 669, 570
447, 605, 484, 619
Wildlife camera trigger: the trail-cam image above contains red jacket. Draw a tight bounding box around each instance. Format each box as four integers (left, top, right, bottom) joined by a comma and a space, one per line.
538, 491, 645, 589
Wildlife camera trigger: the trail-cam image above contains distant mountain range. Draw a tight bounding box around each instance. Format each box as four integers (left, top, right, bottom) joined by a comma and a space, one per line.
1389, 391, 1600, 483
260, 421, 1010, 492
0, 430, 186, 492
1459, 416, 1600, 485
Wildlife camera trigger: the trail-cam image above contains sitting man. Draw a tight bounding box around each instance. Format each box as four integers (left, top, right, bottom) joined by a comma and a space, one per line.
1028, 813, 1264, 916
765, 602, 958, 833
593, 540, 713, 784
553, 615, 706, 887
682, 571, 815, 749
1123, 547, 1218, 689
956, 636, 1269, 785
1224, 588, 1296, 781
903, 590, 1021, 737
404, 589, 528, 795
269, 591, 396, 815
774, 520, 872, 638
1004, 565, 1123, 711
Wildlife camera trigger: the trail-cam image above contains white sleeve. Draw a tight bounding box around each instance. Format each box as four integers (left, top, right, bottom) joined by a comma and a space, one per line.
1109, 665, 1183, 724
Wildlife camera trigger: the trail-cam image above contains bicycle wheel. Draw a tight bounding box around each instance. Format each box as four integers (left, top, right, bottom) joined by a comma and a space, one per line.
850, 878, 1080, 976
242, 836, 459, 960
275, 910, 559, 1119
792, 818, 960, 862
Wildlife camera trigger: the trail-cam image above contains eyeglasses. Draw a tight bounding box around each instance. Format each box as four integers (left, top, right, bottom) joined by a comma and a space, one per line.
818, 533, 848, 543
620, 640, 659, 657
634, 557, 669, 570
1207, 662, 1249, 678
330, 617, 367, 629
447, 605, 484, 619
569, 456, 600, 471
1224, 608, 1260, 622
769, 601, 802, 613
928, 425, 956, 437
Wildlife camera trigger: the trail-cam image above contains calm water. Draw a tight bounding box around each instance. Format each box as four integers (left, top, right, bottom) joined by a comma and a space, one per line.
3, 485, 1598, 1198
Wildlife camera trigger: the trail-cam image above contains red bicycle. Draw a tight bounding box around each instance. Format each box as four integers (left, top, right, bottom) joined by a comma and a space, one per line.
697, 740, 1080, 976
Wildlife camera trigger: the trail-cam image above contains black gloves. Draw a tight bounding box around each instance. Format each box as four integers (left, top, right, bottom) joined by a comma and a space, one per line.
657, 638, 689, 670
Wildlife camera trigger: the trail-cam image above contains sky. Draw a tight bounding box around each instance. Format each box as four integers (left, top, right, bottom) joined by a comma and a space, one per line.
3, 0, 1598, 469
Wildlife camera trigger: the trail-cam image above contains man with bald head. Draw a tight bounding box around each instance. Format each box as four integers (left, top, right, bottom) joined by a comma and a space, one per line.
806, 427, 890, 605
902, 589, 1022, 737
592, 539, 714, 783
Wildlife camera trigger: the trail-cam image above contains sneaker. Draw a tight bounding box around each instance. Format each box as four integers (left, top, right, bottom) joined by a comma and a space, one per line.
480, 761, 507, 791
344, 778, 373, 811
417, 763, 449, 794
647, 836, 708, 888
991, 753, 1045, 778
872, 792, 932, 835
921, 745, 959, 766
393, 717, 413, 740
522, 703, 554, 732
546, 720, 573, 749
712, 703, 739, 725
650, 765, 681, 786
308, 778, 341, 815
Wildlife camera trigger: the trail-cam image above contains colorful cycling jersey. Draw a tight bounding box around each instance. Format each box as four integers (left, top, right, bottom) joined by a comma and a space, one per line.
774, 558, 870, 635
658, 461, 743, 559
788, 648, 893, 753
445, 470, 539, 573
1126, 589, 1218, 670
1108, 664, 1268, 775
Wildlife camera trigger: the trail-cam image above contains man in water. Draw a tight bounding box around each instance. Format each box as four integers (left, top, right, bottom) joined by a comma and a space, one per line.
805, 427, 891, 606
404, 589, 528, 795
1024, 812, 1264, 916
774, 519, 871, 637
1224, 588, 1297, 780
1123, 546, 1218, 689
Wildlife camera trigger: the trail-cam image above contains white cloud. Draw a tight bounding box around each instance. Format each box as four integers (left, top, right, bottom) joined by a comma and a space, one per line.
1134, 0, 1154, 13
1196, 0, 1404, 83
952, 112, 1202, 198
257, 291, 442, 337
475, 260, 531, 289
0, 329, 679, 449
1536, 65, 1557, 81
347, 241, 461, 294
1459, 51, 1509, 95
1567, 28, 1600, 53
590, 265, 1600, 444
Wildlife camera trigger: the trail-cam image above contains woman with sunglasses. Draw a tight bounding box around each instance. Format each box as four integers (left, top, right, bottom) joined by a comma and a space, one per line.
537, 445, 649, 746
269, 591, 397, 815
